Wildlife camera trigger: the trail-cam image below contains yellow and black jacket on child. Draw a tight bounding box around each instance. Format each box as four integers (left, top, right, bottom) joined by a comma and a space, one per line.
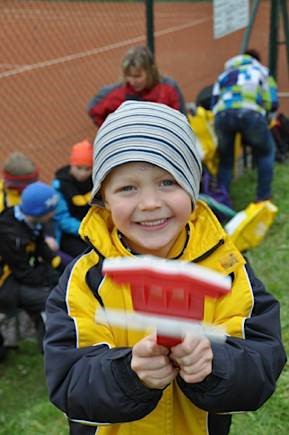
44, 201, 286, 435
0, 206, 62, 312
0, 179, 21, 212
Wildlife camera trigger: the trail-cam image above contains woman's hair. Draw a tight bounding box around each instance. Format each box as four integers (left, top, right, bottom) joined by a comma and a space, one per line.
121, 46, 160, 88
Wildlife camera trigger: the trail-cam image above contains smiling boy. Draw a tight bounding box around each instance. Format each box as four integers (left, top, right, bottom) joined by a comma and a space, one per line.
44, 101, 286, 435
101, 162, 192, 257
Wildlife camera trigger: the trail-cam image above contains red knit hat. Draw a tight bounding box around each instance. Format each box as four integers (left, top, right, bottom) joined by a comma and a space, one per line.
3, 151, 39, 192
70, 140, 93, 167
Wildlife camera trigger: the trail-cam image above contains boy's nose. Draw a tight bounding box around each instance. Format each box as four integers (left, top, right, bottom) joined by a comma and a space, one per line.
138, 190, 162, 210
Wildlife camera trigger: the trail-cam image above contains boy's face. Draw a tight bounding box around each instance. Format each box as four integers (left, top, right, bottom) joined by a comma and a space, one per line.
102, 162, 192, 257
27, 210, 55, 225
70, 165, 92, 182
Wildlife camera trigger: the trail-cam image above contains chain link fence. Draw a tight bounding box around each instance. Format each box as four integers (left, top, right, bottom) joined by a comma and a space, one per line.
1, 0, 286, 182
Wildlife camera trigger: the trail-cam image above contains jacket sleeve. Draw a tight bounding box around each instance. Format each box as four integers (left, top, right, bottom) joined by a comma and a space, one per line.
87, 83, 123, 127
162, 76, 187, 114
263, 75, 279, 114
0, 230, 60, 287
44, 263, 162, 426
52, 180, 80, 236
176, 262, 287, 412
211, 80, 220, 109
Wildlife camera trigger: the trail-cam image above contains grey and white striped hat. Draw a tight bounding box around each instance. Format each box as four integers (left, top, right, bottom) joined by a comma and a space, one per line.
91, 101, 202, 206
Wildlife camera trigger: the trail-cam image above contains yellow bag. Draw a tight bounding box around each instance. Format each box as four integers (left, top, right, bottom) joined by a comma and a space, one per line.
224, 200, 278, 252
188, 107, 219, 175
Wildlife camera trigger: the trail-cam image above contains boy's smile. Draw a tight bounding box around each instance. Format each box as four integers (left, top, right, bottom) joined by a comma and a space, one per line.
102, 162, 192, 257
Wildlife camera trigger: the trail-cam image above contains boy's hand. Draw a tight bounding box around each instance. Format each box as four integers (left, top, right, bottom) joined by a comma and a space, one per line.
170, 334, 213, 384
45, 236, 59, 251
131, 334, 178, 390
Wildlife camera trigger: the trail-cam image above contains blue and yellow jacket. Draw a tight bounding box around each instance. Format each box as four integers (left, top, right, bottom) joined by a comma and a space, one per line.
44, 201, 286, 435
52, 165, 92, 242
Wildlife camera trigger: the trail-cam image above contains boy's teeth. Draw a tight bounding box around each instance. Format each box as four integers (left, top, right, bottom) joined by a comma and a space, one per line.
140, 219, 166, 226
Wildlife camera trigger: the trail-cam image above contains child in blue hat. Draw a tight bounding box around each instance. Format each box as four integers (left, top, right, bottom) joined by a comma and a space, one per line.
0, 181, 63, 350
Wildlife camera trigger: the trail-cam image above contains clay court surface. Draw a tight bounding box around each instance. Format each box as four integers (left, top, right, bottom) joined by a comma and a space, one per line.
1, 0, 288, 181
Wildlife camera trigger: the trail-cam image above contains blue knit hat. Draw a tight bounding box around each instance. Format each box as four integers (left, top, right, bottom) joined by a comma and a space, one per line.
20, 181, 59, 217
91, 101, 202, 206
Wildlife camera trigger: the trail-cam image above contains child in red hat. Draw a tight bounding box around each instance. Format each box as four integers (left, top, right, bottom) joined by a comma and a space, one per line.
0, 151, 39, 212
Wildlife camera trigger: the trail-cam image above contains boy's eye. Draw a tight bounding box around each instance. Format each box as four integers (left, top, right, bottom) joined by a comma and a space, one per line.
118, 185, 135, 192
161, 179, 176, 187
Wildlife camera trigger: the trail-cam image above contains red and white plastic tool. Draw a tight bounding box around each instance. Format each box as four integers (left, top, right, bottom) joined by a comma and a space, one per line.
100, 256, 231, 346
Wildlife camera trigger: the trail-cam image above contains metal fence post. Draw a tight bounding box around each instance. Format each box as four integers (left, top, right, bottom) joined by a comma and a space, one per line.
145, 0, 155, 56
240, 0, 261, 53
280, 0, 289, 79
269, 0, 279, 79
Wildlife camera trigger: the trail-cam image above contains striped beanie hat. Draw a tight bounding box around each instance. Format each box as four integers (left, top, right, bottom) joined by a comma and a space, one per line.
91, 101, 202, 206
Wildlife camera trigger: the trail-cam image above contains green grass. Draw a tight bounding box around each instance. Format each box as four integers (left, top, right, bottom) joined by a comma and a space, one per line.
0, 341, 66, 435
0, 162, 288, 434
229, 162, 289, 435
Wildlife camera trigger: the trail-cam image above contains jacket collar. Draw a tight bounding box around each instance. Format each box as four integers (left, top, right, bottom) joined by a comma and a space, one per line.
80, 200, 244, 274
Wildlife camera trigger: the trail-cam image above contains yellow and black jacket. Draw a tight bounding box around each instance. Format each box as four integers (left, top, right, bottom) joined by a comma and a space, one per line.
0, 179, 21, 213
44, 201, 286, 435
0, 207, 62, 293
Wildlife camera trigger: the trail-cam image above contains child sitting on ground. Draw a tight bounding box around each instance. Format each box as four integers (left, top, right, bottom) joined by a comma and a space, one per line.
52, 139, 93, 258
44, 102, 286, 435
0, 151, 70, 264
0, 181, 63, 349
0, 151, 39, 212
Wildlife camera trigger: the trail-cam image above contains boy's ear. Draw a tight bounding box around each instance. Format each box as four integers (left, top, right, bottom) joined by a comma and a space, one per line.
100, 190, 110, 210
104, 200, 111, 211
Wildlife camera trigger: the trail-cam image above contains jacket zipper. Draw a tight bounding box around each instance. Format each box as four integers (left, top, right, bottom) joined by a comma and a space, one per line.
192, 239, 225, 263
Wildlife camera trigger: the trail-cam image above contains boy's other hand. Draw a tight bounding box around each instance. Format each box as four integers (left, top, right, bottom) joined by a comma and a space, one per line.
131, 334, 178, 390
170, 334, 213, 384
45, 236, 59, 251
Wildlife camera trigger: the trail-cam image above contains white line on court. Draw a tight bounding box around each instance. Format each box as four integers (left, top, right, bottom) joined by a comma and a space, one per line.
0, 63, 26, 68
0, 9, 145, 22
0, 17, 210, 80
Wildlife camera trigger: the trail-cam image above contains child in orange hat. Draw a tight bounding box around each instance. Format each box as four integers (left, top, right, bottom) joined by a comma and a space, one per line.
52, 139, 93, 257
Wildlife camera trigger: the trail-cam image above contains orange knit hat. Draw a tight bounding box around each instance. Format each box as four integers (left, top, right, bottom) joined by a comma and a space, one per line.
70, 140, 93, 167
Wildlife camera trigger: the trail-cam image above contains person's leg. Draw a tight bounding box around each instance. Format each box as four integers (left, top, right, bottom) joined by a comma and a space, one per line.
0, 275, 19, 314
18, 284, 52, 351
0, 331, 7, 361
214, 111, 236, 191
253, 133, 275, 201
241, 112, 275, 200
